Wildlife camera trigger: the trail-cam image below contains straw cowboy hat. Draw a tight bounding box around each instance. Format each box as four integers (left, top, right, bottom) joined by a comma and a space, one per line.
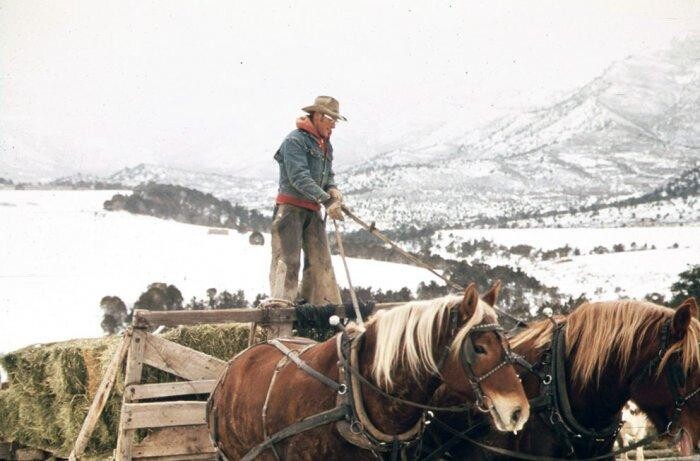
302, 95, 348, 121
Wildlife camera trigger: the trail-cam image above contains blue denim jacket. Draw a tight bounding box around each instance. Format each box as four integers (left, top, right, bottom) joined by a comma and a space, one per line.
274, 129, 337, 203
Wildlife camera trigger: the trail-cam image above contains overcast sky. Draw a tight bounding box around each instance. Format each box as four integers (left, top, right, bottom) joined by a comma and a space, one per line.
1, 0, 698, 180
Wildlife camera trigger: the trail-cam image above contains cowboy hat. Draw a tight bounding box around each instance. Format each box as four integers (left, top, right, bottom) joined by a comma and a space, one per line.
302, 95, 348, 121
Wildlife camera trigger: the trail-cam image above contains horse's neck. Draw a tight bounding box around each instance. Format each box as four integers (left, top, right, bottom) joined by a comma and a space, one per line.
356, 325, 442, 434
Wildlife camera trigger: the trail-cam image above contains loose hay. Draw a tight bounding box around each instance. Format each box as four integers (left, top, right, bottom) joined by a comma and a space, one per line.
0, 323, 255, 459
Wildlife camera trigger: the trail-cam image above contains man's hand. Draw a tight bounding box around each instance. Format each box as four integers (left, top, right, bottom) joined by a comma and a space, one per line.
328, 187, 343, 203
323, 197, 344, 221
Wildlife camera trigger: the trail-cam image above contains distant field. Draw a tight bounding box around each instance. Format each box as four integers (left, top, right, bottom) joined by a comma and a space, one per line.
435, 226, 699, 300
0, 190, 440, 354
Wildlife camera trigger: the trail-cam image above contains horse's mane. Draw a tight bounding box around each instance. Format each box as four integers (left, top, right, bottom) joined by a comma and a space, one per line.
511, 300, 700, 388
368, 295, 496, 389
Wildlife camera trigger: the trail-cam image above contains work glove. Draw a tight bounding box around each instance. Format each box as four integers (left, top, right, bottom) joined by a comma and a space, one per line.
323, 197, 344, 221
328, 187, 343, 203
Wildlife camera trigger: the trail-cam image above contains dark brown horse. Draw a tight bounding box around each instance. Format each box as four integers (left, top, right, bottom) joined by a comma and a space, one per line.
425, 296, 700, 460
208, 284, 530, 460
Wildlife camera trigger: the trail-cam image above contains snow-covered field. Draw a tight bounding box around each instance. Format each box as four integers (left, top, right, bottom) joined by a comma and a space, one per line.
0, 190, 441, 356
435, 227, 699, 300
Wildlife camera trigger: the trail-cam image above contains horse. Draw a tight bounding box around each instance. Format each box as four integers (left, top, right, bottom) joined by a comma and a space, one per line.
207, 284, 530, 460
424, 296, 700, 460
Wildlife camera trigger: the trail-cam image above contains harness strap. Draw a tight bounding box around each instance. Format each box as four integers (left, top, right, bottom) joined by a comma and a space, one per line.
241, 405, 350, 461
551, 326, 621, 441
267, 338, 343, 392
339, 349, 471, 413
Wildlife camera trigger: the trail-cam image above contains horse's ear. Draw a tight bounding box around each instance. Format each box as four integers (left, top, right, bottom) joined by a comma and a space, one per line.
670, 298, 698, 341
482, 280, 502, 306
459, 283, 480, 321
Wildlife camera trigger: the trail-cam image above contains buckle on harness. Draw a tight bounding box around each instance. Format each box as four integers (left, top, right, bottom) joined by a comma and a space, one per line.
338, 383, 347, 395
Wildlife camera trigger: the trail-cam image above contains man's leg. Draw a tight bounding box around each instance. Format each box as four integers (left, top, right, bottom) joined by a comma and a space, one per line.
300, 211, 342, 305
269, 205, 304, 301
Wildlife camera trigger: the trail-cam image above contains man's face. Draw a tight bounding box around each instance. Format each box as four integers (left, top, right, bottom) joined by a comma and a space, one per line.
313, 112, 336, 138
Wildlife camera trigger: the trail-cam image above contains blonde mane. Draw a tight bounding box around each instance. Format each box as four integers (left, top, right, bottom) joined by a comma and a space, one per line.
511, 301, 700, 388
369, 295, 496, 389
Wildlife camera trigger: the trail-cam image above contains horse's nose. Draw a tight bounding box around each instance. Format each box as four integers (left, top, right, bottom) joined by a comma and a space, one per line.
510, 407, 523, 426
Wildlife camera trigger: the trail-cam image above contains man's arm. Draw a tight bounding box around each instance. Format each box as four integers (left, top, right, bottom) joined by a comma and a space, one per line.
281, 137, 331, 203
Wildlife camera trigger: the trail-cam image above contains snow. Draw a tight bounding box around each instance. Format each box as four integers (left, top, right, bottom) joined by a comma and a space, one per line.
0, 190, 441, 356
435, 226, 699, 300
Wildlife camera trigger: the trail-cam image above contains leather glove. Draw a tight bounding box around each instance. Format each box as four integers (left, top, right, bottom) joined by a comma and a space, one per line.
323, 197, 344, 221
328, 187, 343, 203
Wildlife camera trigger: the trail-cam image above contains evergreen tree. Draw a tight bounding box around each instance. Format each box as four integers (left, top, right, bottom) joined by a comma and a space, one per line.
669, 265, 700, 307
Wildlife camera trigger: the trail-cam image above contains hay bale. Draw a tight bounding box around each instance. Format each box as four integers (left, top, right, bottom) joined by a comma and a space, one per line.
0, 323, 254, 459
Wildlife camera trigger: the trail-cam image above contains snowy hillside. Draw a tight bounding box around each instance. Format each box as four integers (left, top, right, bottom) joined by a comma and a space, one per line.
434, 226, 699, 300
0, 190, 440, 354
341, 37, 700, 227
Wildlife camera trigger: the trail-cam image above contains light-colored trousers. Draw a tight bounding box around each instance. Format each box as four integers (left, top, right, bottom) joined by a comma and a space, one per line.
269, 204, 342, 305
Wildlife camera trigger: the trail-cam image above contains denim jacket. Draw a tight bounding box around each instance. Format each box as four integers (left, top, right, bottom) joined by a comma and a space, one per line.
274, 129, 337, 203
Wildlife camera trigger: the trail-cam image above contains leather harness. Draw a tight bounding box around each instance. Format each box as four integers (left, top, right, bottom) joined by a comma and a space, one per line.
207, 309, 516, 461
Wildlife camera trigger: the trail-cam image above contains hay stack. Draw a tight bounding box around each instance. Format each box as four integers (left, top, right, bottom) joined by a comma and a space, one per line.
0, 323, 254, 459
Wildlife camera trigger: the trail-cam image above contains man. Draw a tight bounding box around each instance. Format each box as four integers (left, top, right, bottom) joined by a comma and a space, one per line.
269, 95, 346, 305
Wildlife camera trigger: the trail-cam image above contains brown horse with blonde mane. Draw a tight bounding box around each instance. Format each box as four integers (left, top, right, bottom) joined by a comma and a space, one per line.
425, 296, 700, 460
207, 284, 530, 460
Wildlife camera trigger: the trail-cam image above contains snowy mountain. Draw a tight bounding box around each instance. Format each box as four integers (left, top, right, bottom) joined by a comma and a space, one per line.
341, 36, 700, 227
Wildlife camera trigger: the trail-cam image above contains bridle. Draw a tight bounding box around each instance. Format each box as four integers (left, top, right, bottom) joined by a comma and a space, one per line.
339, 306, 520, 415
451, 310, 521, 412
631, 318, 700, 436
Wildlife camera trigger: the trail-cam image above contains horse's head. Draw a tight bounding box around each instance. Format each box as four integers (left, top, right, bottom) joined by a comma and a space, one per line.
629, 298, 700, 457
439, 282, 530, 432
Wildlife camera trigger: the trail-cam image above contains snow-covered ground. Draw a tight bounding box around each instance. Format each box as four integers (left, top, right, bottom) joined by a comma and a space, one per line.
435, 227, 699, 300
0, 190, 441, 356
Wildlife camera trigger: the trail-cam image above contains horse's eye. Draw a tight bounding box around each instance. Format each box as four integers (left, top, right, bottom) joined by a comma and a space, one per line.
474, 344, 487, 354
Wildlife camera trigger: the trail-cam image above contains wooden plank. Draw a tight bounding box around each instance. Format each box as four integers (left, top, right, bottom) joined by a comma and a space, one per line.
69, 332, 131, 461
121, 402, 207, 430
143, 334, 225, 380
127, 380, 217, 400
116, 328, 147, 461
132, 308, 295, 328
131, 426, 215, 458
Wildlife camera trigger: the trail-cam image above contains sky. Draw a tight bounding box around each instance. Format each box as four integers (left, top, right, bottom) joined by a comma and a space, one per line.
1, 0, 699, 181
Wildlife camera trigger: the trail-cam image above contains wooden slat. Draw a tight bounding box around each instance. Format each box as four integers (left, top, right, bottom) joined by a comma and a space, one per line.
131, 426, 216, 458
127, 380, 217, 400
133, 308, 295, 328
120, 401, 207, 430
69, 332, 131, 460
143, 334, 225, 380
116, 328, 147, 461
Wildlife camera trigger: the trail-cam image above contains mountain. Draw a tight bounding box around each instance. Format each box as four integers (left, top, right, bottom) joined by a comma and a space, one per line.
109, 163, 277, 210
339, 36, 700, 228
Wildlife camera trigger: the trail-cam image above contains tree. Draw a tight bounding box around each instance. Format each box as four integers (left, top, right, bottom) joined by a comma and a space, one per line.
134, 283, 183, 311
669, 265, 700, 307
100, 295, 127, 334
